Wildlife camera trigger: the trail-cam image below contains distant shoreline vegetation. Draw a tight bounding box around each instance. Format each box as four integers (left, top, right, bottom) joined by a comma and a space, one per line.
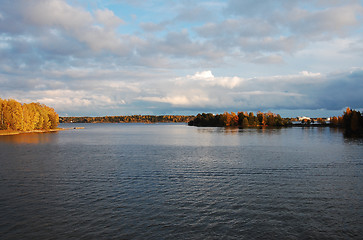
59, 108, 363, 135
188, 111, 290, 127
2, 98, 361, 137
60, 115, 194, 124
188, 109, 363, 135
0, 98, 59, 134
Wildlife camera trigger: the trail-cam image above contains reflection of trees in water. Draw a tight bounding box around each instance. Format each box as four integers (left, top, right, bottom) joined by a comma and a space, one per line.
0, 132, 57, 144
197, 126, 283, 136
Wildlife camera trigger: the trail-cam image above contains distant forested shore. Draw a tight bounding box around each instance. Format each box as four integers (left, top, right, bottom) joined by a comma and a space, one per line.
188, 111, 290, 127
2, 97, 361, 137
188, 108, 363, 135
60, 115, 194, 124
60, 108, 363, 135
0, 98, 59, 134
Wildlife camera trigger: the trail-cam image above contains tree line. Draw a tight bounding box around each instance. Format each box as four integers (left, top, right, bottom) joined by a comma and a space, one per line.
2, 97, 359, 135
60, 115, 194, 123
188, 111, 291, 127
0, 98, 59, 131
188, 108, 363, 135
331, 108, 363, 135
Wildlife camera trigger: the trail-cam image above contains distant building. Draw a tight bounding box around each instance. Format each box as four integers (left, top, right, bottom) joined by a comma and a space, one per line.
297, 116, 311, 121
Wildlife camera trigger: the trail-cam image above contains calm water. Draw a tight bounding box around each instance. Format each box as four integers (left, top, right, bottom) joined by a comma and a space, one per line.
0, 123, 362, 239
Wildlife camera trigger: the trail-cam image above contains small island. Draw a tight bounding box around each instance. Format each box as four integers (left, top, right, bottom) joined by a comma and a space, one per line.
0, 98, 60, 136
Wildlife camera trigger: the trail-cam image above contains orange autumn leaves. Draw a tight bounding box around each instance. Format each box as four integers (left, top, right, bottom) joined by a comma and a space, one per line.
0, 98, 59, 131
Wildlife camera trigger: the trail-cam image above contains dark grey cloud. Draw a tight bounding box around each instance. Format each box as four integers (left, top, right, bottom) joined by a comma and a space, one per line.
314, 69, 363, 110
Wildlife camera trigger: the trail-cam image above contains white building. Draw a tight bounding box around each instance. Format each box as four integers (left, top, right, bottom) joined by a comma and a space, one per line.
297, 116, 311, 121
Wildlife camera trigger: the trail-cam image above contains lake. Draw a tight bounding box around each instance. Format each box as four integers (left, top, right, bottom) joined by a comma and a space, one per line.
0, 123, 362, 239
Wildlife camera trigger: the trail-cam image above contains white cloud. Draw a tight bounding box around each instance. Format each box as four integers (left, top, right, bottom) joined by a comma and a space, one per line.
189, 71, 214, 80
300, 71, 321, 77
138, 95, 211, 107
94, 9, 124, 29
16, 0, 127, 53
179, 71, 242, 89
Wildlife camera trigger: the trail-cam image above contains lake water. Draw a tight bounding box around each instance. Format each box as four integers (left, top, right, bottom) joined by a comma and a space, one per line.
0, 123, 362, 239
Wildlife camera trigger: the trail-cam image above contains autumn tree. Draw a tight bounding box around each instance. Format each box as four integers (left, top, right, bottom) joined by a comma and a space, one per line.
248, 112, 257, 126
22, 104, 32, 131
45, 105, 59, 129
257, 111, 266, 126
330, 116, 339, 126
0, 99, 59, 131
317, 118, 326, 125
3, 99, 24, 130
223, 112, 238, 127
0, 98, 5, 130
343, 107, 362, 133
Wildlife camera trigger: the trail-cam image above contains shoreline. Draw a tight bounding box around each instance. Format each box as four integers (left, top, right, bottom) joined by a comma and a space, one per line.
0, 128, 72, 136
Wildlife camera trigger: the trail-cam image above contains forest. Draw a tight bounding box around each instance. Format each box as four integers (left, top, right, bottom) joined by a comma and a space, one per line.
188, 111, 291, 127
60, 115, 194, 123
0, 98, 59, 132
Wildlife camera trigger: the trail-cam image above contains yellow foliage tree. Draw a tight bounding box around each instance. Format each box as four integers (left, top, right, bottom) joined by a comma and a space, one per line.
0, 98, 59, 131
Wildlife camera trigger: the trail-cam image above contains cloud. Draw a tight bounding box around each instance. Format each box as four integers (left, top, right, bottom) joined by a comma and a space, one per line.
137, 68, 363, 113
183, 71, 242, 89
94, 8, 125, 29
1, 0, 362, 71
188, 70, 214, 80
2, 65, 362, 116
225, 0, 300, 17
286, 4, 363, 39
137, 95, 211, 107
1, 0, 128, 56
251, 55, 284, 64
196, 18, 276, 38
174, 4, 214, 23
0, 0, 362, 116
140, 22, 167, 32
209, 0, 363, 59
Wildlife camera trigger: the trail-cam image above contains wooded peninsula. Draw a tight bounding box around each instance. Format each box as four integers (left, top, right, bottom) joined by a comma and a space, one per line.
0, 98, 59, 135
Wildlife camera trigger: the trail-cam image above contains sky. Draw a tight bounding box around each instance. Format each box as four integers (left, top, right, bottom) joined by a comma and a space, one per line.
0, 0, 363, 117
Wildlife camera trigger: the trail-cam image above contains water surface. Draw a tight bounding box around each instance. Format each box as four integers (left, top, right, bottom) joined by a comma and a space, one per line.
0, 123, 362, 239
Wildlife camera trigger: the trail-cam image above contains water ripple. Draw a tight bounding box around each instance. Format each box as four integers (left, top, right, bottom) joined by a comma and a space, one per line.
0, 124, 362, 239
